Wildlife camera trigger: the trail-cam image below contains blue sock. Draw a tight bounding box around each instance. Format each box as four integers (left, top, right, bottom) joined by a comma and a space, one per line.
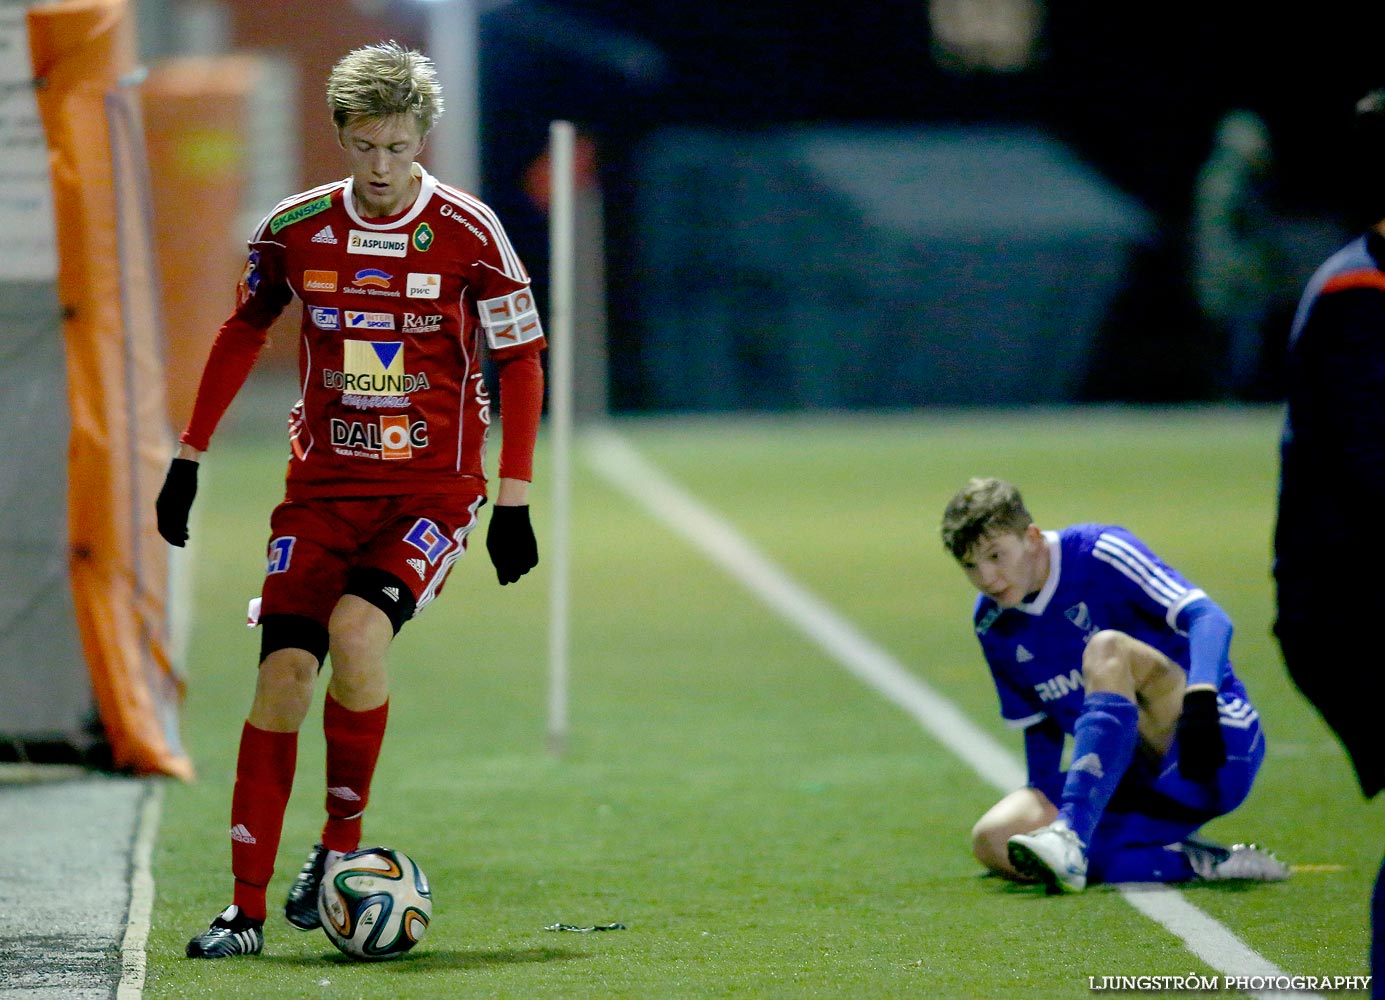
1058, 691, 1139, 846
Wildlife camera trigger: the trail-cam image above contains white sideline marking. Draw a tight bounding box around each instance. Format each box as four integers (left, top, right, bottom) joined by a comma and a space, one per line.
116, 781, 163, 1000
584, 428, 1315, 1000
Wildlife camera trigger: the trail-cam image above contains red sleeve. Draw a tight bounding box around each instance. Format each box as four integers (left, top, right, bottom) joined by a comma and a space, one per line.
179, 314, 270, 451
495, 350, 544, 482
180, 241, 290, 450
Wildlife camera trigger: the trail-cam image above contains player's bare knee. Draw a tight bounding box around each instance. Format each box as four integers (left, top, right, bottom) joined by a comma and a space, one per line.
970, 821, 1009, 873
326, 593, 395, 705
258, 648, 317, 683
1081, 629, 1134, 688
252, 647, 319, 726
970, 808, 1030, 876
327, 615, 386, 669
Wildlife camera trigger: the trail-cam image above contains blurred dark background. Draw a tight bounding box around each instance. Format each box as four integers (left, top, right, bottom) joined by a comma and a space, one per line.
140, 0, 1385, 412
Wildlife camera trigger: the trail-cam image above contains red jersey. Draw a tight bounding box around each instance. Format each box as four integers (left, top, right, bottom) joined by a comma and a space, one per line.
182, 165, 545, 500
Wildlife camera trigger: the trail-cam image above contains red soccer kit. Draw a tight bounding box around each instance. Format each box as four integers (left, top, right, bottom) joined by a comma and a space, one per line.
181, 165, 548, 923
180, 165, 546, 621
184, 165, 545, 497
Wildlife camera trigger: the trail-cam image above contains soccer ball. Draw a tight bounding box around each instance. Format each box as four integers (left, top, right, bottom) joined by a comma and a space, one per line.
317, 847, 432, 961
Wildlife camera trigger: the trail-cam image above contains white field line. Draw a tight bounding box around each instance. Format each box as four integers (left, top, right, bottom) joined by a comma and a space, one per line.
116, 780, 163, 1000
583, 428, 1315, 1000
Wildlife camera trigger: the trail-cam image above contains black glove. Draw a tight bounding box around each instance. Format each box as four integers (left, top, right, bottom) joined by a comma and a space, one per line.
1176, 688, 1225, 782
486, 504, 538, 585
155, 457, 199, 547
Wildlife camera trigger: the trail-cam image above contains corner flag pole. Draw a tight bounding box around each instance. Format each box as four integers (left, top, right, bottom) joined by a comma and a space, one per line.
547, 120, 576, 757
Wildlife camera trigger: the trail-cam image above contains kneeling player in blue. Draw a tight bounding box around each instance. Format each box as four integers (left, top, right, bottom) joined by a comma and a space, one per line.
941, 477, 1289, 893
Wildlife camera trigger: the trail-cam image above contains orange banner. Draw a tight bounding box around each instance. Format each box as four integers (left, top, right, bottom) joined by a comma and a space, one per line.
28, 0, 192, 779
143, 54, 259, 429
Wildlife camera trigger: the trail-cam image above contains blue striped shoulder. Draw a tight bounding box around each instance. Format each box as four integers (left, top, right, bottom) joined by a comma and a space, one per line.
1062, 523, 1207, 628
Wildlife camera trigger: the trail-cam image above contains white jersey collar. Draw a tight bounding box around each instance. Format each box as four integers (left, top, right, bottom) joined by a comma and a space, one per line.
343, 163, 436, 230
1016, 530, 1061, 616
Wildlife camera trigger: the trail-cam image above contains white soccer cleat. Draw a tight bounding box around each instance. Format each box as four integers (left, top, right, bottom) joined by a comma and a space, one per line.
1181, 839, 1290, 882
1008, 820, 1088, 893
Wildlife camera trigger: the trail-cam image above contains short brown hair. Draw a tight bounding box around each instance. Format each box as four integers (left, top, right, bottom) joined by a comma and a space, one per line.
326, 41, 443, 134
940, 477, 1033, 560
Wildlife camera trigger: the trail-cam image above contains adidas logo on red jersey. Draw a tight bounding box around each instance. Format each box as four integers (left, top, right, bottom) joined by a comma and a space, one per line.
311, 225, 338, 245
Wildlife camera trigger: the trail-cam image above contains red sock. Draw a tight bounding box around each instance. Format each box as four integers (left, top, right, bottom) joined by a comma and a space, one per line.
320, 693, 389, 854
229, 722, 298, 921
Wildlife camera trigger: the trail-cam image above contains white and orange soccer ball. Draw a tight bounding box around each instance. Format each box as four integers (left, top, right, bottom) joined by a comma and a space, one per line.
317, 847, 432, 961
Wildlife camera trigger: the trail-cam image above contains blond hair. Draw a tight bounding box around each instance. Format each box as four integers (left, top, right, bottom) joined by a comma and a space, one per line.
940, 477, 1033, 560
326, 41, 443, 134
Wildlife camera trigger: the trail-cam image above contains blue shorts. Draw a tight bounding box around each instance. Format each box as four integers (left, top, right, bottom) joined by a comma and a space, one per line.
1087, 692, 1266, 876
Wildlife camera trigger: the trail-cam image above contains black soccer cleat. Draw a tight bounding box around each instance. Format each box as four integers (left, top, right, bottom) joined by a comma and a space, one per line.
185, 904, 264, 958
284, 843, 331, 930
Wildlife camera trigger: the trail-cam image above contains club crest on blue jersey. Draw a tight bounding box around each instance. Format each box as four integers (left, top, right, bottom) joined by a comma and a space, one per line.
1065, 602, 1097, 638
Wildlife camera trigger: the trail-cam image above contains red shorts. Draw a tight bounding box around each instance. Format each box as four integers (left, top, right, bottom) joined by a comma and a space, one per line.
256, 492, 485, 627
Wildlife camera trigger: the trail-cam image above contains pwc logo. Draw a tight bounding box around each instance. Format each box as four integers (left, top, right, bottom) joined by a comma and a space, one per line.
407, 273, 440, 299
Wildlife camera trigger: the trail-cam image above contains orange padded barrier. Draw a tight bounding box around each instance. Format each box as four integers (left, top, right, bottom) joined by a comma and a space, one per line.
28, 0, 191, 779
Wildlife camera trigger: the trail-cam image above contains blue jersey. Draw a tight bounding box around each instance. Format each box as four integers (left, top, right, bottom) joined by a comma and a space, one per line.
975, 524, 1250, 734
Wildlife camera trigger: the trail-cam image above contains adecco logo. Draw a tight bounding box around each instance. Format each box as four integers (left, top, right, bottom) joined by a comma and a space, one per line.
303, 270, 337, 292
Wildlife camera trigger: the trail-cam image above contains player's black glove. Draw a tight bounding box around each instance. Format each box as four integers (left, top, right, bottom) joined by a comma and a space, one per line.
1176, 688, 1225, 782
155, 457, 199, 547
486, 504, 538, 585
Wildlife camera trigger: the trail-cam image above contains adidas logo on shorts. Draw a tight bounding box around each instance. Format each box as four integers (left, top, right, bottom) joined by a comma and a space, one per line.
382, 586, 400, 602
311, 225, 338, 244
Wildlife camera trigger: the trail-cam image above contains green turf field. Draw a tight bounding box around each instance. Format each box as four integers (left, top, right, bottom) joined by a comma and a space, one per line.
143, 402, 1376, 999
